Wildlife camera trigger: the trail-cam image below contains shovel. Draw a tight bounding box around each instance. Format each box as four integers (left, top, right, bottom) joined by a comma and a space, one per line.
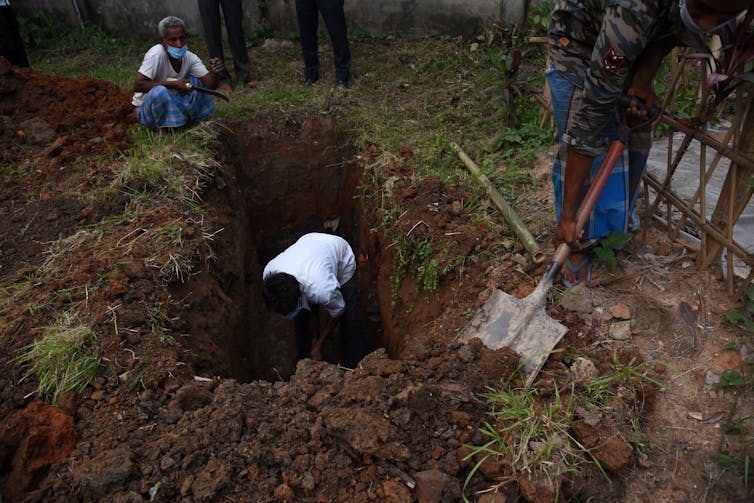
455, 96, 658, 387
186, 82, 230, 102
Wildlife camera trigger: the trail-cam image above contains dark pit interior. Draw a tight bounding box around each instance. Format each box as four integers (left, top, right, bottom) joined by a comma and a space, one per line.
187, 115, 384, 381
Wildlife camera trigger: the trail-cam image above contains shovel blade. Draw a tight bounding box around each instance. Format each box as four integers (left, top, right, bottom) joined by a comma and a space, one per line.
456, 288, 567, 387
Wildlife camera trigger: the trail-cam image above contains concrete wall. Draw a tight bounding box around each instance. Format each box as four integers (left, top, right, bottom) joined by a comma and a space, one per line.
267, 0, 525, 37
14, 0, 528, 39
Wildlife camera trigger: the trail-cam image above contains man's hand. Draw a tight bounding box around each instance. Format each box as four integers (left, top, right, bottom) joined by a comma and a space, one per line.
552, 217, 583, 249
210, 57, 225, 75
626, 87, 662, 126
165, 78, 193, 93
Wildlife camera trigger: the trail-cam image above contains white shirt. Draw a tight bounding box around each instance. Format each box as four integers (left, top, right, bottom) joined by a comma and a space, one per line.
131, 44, 208, 106
263, 233, 356, 318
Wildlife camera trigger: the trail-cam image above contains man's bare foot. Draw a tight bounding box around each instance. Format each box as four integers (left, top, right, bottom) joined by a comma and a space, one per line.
562, 252, 592, 286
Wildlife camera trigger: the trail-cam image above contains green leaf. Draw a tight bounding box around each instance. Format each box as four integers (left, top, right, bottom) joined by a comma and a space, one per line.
744, 319, 754, 332
744, 284, 754, 300
716, 452, 738, 465
601, 231, 631, 250
724, 422, 744, 435
725, 310, 744, 324
594, 246, 617, 268
714, 370, 747, 388
723, 341, 740, 351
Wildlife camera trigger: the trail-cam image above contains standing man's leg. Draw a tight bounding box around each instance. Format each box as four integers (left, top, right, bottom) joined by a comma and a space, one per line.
295, 0, 320, 83
197, 0, 233, 87
0, 5, 29, 67
338, 274, 363, 368
318, 0, 351, 85
219, 0, 252, 84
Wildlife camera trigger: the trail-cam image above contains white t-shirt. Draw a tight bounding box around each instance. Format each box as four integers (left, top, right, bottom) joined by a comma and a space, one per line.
263, 233, 356, 318
131, 44, 208, 107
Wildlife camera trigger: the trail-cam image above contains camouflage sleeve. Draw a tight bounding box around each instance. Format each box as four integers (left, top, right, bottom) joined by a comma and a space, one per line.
563, 0, 659, 156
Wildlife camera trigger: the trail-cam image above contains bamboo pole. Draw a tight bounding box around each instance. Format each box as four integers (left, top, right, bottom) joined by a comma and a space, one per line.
451, 142, 545, 263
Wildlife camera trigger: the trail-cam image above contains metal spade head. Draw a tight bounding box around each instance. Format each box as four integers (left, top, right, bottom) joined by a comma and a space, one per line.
455, 279, 567, 388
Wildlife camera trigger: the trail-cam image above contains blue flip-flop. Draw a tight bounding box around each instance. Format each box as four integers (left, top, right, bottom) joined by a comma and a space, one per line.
562, 255, 592, 287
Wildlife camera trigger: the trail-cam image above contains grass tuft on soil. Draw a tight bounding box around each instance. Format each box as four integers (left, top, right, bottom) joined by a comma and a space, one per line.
14, 312, 99, 405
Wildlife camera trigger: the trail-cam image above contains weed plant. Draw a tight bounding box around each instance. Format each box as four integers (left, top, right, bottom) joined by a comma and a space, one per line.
15, 312, 99, 405
464, 353, 671, 500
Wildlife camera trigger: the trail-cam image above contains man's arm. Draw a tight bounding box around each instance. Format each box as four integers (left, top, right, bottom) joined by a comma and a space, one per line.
133, 72, 192, 93
311, 315, 338, 360
627, 38, 676, 120
553, 148, 592, 248
198, 57, 224, 89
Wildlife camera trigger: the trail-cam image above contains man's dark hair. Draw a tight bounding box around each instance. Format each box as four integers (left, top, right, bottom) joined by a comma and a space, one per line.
262, 273, 300, 315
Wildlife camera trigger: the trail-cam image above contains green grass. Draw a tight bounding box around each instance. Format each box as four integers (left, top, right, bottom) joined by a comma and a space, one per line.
463, 352, 675, 499
14, 312, 99, 405
463, 384, 590, 501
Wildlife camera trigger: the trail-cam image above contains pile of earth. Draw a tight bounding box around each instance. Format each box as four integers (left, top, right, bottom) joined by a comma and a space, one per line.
0, 57, 134, 279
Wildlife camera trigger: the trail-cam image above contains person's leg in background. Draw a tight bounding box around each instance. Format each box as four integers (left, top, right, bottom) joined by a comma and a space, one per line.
0, 4, 30, 67
197, 0, 233, 89
219, 0, 252, 85
318, 0, 350, 86
295, 0, 320, 83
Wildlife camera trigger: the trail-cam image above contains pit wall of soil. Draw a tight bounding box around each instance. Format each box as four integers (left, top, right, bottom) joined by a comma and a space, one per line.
16, 0, 527, 39
175, 114, 390, 382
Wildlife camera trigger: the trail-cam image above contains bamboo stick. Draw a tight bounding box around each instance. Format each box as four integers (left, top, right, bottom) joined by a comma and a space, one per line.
451, 142, 545, 263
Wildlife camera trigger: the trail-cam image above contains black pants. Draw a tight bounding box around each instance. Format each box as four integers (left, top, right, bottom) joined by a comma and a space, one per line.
294, 274, 363, 368
197, 0, 251, 84
0, 6, 29, 67
294, 0, 351, 83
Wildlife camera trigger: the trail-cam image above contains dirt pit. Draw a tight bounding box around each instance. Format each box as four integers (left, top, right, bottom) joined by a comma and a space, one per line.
2, 65, 752, 503
171, 114, 383, 382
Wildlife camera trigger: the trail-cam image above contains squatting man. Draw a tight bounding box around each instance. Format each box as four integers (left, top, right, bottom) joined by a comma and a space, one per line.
132, 16, 224, 134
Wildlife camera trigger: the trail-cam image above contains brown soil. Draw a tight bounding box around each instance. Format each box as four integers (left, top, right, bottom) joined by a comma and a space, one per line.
1, 65, 752, 503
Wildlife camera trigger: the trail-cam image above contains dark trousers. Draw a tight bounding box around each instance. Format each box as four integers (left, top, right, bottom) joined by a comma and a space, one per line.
294, 274, 363, 368
197, 0, 251, 84
0, 6, 29, 67
294, 0, 351, 82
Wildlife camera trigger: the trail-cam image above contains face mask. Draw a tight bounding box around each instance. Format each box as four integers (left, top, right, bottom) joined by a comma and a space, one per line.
678, 0, 735, 34
166, 44, 188, 59
283, 303, 302, 320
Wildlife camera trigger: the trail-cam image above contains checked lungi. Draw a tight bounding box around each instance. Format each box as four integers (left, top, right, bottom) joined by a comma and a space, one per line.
136, 76, 215, 130
546, 68, 651, 245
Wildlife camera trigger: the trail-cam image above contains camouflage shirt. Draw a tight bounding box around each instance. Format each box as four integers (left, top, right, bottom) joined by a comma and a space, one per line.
548, 0, 686, 155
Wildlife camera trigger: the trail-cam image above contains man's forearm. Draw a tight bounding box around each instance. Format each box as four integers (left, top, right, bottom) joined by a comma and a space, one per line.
562, 147, 594, 220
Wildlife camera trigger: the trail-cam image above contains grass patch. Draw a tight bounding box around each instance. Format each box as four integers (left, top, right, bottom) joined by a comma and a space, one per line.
15, 312, 99, 404
464, 352, 669, 500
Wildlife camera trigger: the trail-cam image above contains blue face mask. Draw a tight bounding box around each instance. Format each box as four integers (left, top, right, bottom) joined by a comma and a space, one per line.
678, 0, 735, 34
166, 44, 188, 59
283, 302, 302, 320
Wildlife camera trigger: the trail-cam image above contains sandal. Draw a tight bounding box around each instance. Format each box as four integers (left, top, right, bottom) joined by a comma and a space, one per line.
562, 254, 592, 287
